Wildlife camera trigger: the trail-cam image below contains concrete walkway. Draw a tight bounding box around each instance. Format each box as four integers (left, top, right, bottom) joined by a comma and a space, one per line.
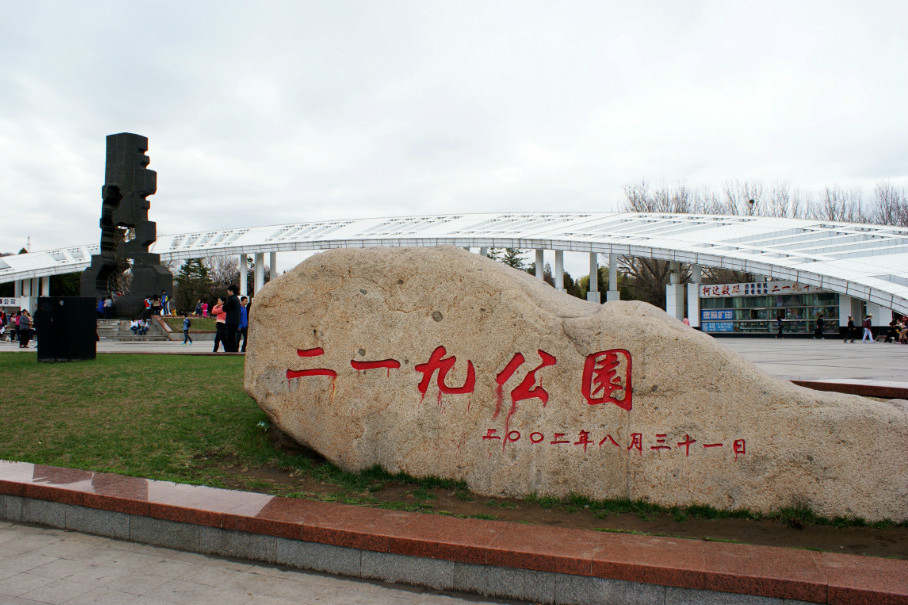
0, 521, 509, 605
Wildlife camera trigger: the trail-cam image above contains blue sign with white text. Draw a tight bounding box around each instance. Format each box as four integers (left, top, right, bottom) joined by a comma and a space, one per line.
701, 310, 733, 321
701, 321, 734, 333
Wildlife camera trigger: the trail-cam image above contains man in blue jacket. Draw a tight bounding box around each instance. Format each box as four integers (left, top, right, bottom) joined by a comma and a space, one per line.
238, 296, 249, 352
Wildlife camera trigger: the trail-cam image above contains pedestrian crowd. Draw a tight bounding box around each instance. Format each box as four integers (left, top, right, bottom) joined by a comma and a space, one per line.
0, 309, 34, 348
86, 287, 250, 353
205, 285, 248, 353
842, 314, 908, 344
176, 286, 250, 353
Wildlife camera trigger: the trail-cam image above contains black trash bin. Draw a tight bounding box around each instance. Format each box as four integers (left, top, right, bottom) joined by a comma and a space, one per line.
36, 297, 97, 362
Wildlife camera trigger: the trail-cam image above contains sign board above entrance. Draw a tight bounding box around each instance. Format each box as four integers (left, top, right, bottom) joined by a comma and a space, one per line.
700, 280, 825, 298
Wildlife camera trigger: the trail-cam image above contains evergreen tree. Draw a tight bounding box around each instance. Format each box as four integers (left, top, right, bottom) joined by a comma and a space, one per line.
50, 272, 81, 296
525, 262, 556, 287
173, 259, 213, 314
487, 248, 526, 269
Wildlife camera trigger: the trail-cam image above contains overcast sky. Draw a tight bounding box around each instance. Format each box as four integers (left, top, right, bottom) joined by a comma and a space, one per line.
2, 1, 907, 270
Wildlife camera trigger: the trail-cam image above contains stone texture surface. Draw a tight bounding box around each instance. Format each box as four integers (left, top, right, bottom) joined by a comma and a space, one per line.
244, 247, 908, 521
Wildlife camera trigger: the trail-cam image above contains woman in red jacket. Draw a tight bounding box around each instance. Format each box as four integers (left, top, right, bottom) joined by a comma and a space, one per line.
211, 298, 226, 352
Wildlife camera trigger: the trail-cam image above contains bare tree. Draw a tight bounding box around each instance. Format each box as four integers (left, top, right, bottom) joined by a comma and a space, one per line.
206, 256, 240, 287
763, 183, 813, 219
619, 257, 689, 308
820, 186, 867, 223
869, 182, 908, 227
623, 182, 694, 213
721, 180, 765, 216
620, 183, 694, 306
614, 178, 904, 308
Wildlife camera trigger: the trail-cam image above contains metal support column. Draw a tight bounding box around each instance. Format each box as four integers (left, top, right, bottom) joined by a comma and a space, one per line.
665, 262, 685, 320
606, 254, 620, 302
269, 252, 277, 280
586, 252, 600, 303
254, 252, 265, 295
535, 250, 544, 279
41, 276, 50, 296
837, 293, 852, 328
239, 254, 248, 297
554, 250, 564, 292
687, 264, 701, 328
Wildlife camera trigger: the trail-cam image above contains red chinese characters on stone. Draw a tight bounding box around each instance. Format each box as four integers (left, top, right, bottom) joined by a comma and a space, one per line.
493, 350, 557, 449
581, 349, 632, 411
286, 348, 338, 381
482, 429, 501, 441
599, 434, 620, 448
733, 439, 746, 461
414, 346, 475, 401
574, 430, 594, 452
677, 433, 697, 456
482, 429, 748, 462
492, 349, 556, 410
350, 359, 401, 377
494, 351, 557, 417
650, 434, 671, 451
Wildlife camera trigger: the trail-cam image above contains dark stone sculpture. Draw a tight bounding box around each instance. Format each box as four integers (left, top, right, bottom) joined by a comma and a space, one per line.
80, 133, 172, 318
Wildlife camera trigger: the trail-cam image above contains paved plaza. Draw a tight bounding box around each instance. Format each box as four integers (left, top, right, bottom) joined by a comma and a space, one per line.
716, 336, 908, 384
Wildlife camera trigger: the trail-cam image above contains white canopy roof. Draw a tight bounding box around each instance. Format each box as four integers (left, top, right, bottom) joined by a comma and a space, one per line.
3, 212, 907, 314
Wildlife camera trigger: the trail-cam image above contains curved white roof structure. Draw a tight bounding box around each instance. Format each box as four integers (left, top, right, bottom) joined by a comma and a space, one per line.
3, 212, 908, 314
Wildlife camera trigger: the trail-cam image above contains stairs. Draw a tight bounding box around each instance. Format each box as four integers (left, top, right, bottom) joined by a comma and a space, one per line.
96, 319, 170, 341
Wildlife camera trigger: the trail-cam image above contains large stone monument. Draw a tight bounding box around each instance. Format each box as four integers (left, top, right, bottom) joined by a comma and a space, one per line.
244, 247, 908, 522
80, 133, 172, 318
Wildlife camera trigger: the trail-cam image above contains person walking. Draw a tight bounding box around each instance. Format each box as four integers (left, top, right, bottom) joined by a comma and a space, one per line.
775, 314, 783, 338
238, 296, 249, 352
222, 285, 241, 353
18, 310, 32, 348
12, 310, 20, 343
182, 315, 193, 345
161, 290, 171, 316
814, 313, 825, 339
861, 314, 874, 343
844, 315, 855, 343
211, 298, 226, 352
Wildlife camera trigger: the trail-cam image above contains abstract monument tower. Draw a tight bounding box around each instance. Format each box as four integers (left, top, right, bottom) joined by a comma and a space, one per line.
80, 133, 172, 318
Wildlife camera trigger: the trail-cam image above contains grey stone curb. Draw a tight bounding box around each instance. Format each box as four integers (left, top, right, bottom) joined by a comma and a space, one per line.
0, 494, 811, 605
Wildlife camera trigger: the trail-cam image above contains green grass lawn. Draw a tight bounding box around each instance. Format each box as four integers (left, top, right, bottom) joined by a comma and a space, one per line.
163, 317, 219, 332
0, 352, 459, 503
0, 353, 264, 484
